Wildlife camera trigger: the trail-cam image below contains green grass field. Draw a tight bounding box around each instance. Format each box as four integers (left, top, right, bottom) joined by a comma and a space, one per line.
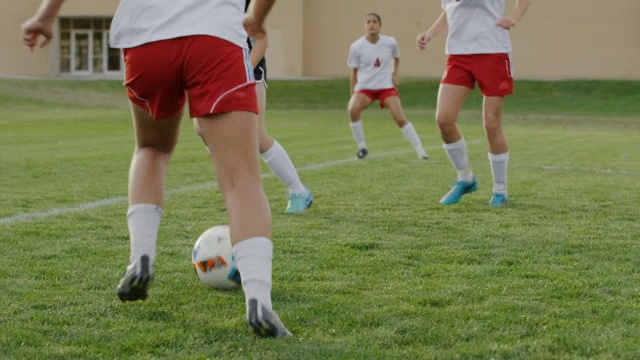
0, 78, 639, 359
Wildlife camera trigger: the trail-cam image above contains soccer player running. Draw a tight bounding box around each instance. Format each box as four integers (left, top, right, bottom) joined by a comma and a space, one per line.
22, 0, 292, 337
347, 13, 430, 160
195, 0, 313, 214
417, 0, 530, 206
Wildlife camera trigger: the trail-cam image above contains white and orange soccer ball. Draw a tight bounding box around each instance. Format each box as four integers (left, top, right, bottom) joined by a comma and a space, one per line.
192, 225, 240, 289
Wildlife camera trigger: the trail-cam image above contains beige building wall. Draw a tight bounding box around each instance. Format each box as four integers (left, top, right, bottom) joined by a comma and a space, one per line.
1, 1, 52, 77
300, 0, 640, 80
0, 0, 119, 78
1, 0, 639, 80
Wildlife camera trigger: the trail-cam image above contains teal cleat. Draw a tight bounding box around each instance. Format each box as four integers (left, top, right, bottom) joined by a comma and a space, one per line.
489, 193, 509, 207
286, 186, 313, 214
440, 177, 478, 205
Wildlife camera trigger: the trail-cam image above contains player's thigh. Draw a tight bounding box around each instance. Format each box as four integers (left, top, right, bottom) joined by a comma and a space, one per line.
195, 111, 261, 185
130, 101, 183, 154
483, 95, 506, 128
383, 96, 407, 122
436, 84, 471, 124
255, 82, 270, 141
348, 92, 373, 113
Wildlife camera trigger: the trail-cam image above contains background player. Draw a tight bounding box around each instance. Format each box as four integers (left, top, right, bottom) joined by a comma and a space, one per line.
417, 0, 530, 206
347, 13, 430, 160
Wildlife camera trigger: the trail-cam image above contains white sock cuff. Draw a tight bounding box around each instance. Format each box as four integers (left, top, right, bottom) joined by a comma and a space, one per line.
443, 138, 466, 150
232, 236, 273, 260
350, 120, 362, 128
489, 152, 510, 162
401, 122, 414, 130
127, 203, 163, 218
261, 140, 281, 162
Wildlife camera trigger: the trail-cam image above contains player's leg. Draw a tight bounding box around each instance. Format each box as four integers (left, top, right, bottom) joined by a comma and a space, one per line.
186, 35, 290, 337
117, 105, 183, 302
256, 82, 312, 214
383, 95, 429, 160
477, 53, 513, 206
196, 111, 290, 337
436, 83, 478, 204
347, 92, 373, 159
116, 40, 186, 302
197, 112, 270, 246
484, 95, 509, 206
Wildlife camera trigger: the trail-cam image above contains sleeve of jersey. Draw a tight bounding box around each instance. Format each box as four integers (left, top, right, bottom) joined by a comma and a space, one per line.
392, 38, 400, 58
347, 45, 359, 68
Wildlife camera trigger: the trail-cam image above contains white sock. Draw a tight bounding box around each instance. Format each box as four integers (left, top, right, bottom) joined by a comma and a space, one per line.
127, 203, 163, 265
232, 237, 273, 311
262, 140, 306, 195
401, 122, 428, 157
444, 138, 473, 182
489, 152, 509, 194
350, 120, 367, 149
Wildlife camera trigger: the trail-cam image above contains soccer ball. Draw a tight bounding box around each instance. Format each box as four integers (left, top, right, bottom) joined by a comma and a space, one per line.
192, 225, 241, 289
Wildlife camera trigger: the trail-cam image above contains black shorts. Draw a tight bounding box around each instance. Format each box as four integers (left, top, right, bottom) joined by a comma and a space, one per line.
254, 58, 267, 83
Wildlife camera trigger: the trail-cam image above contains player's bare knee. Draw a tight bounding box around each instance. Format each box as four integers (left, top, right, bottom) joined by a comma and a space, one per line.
348, 107, 362, 121
483, 119, 502, 136
436, 114, 456, 130
135, 145, 174, 160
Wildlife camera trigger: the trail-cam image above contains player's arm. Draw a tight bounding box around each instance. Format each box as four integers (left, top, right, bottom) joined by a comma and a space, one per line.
416, 11, 447, 50
392, 58, 400, 87
350, 68, 358, 96
497, 0, 531, 29
22, 0, 65, 50
244, 0, 276, 37
347, 44, 359, 95
250, 32, 268, 69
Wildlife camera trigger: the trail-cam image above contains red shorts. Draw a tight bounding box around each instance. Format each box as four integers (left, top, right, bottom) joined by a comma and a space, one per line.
441, 53, 513, 96
358, 88, 399, 108
123, 35, 257, 120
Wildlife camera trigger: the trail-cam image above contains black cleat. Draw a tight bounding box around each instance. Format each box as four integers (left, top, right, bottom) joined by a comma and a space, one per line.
116, 255, 153, 302
356, 148, 368, 160
247, 299, 293, 338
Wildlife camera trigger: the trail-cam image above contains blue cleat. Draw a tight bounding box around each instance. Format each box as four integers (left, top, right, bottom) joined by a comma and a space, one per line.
440, 177, 478, 205
286, 186, 313, 214
489, 193, 509, 207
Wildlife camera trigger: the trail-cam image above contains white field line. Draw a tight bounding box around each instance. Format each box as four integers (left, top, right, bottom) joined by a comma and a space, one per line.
1, 139, 636, 226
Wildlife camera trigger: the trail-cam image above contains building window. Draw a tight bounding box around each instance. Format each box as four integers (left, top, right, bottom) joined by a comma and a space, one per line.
59, 17, 121, 75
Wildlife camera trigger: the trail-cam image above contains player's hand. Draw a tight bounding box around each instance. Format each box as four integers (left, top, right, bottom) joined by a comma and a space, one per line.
496, 16, 516, 30
416, 32, 433, 50
243, 15, 266, 39
392, 74, 399, 87
21, 17, 55, 51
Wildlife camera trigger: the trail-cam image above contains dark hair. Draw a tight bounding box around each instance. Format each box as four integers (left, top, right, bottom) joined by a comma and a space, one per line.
366, 13, 381, 25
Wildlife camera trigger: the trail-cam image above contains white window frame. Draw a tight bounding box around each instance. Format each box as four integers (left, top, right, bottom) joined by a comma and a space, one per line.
103, 31, 123, 75
70, 30, 93, 75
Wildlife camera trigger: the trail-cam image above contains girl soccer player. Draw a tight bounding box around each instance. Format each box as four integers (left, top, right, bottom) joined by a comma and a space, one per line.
347, 13, 430, 160
417, 0, 530, 206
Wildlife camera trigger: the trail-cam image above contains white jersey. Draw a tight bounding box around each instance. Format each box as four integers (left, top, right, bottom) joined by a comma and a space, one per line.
347, 35, 400, 91
110, 0, 247, 49
442, 0, 512, 55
